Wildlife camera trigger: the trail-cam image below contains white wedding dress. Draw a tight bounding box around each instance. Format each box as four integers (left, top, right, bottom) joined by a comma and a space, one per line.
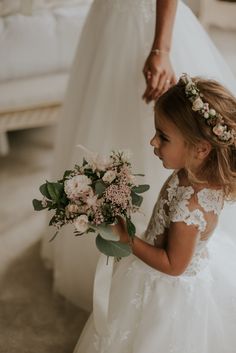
41, 0, 236, 311
73, 171, 236, 353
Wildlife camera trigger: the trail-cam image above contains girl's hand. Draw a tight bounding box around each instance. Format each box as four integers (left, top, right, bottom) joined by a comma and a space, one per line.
110, 217, 130, 244
142, 52, 176, 103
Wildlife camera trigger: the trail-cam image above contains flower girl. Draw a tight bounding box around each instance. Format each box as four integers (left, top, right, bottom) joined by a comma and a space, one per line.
73, 74, 236, 353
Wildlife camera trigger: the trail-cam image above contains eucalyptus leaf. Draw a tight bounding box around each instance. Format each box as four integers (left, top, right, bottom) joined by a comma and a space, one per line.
96, 235, 131, 257
132, 184, 150, 194
47, 182, 64, 202
126, 217, 136, 237
97, 225, 119, 241
131, 191, 143, 207
39, 183, 51, 199
32, 199, 45, 211
95, 180, 106, 196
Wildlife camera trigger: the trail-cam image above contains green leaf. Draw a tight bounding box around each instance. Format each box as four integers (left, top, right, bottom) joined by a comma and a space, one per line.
87, 227, 96, 233
46, 182, 64, 202
32, 199, 45, 211
39, 183, 51, 199
49, 215, 57, 226
126, 217, 136, 237
97, 224, 119, 241
131, 191, 143, 207
82, 158, 88, 166
95, 180, 106, 196
132, 184, 150, 194
63, 170, 72, 179
96, 235, 131, 257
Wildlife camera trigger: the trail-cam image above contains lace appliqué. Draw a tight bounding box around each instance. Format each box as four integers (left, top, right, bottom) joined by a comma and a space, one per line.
197, 188, 224, 215
169, 185, 207, 232
145, 172, 224, 276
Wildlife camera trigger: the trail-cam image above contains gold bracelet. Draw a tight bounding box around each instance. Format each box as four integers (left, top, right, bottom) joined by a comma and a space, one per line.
151, 49, 169, 55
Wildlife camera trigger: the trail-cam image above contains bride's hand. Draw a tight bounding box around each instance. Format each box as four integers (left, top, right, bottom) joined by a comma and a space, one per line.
110, 217, 129, 244
142, 52, 176, 103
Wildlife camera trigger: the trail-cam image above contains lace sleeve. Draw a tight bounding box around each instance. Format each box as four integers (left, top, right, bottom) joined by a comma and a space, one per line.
169, 186, 224, 235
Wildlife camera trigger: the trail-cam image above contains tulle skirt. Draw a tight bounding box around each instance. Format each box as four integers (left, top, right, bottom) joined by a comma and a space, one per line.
73, 228, 236, 353
41, 0, 236, 311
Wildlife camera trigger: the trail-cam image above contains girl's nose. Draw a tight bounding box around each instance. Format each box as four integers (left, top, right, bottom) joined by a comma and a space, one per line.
150, 135, 160, 148
150, 135, 155, 147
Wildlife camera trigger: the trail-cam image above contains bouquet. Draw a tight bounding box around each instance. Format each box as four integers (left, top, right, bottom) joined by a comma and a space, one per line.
33, 149, 149, 258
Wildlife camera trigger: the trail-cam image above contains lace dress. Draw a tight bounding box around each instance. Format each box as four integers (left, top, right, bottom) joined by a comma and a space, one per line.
41, 0, 236, 311
73, 172, 236, 353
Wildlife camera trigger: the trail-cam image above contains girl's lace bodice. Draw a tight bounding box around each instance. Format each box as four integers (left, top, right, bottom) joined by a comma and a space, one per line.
145, 172, 224, 276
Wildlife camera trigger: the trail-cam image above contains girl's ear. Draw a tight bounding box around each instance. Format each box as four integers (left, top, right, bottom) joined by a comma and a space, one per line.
195, 140, 212, 160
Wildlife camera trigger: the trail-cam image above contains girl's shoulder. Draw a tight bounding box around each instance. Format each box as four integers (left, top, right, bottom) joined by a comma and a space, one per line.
161, 170, 224, 235
172, 169, 225, 217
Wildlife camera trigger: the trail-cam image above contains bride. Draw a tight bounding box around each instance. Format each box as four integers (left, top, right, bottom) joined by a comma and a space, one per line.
41, 0, 236, 311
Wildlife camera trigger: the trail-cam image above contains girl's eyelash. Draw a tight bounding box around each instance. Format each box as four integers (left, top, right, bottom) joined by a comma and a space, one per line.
159, 133, 169, 141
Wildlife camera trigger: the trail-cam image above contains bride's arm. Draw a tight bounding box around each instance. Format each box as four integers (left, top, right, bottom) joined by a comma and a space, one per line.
152, 0, 178, 52
143, 0, 177, 102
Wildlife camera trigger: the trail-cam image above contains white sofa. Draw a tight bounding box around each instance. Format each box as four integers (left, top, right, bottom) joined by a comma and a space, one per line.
0, 0, 92, 154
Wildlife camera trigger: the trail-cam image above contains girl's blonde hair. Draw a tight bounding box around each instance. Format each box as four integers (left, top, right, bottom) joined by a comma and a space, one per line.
155, 76, 236, 200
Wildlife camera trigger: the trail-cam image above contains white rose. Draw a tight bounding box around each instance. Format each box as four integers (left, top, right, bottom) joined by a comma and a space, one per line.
89, 154, 111, 171
102, 170, 117, 183
192, 97, 204, 111
74, 215, 89, 233
64, 175, 91, 199
204, 112, 209, 119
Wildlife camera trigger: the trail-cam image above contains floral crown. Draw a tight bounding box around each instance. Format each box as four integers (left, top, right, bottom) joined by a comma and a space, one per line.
179, 73, 235, 143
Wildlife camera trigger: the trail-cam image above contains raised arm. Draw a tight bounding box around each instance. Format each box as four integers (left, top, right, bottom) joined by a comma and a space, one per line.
143, 0, 177, 103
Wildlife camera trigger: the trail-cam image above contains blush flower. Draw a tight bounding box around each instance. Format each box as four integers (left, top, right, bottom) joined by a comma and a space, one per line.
64, 175, 91, 199
102, 170, 117, 183
74, 215, 89, 233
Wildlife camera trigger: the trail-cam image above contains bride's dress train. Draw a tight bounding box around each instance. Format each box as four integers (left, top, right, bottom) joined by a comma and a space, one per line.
41, 0, 236, 311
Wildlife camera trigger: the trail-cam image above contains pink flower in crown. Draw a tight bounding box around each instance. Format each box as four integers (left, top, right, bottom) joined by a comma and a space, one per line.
202, 103, 209, 113
192, 97, 204, 111
212, 124, 226, 137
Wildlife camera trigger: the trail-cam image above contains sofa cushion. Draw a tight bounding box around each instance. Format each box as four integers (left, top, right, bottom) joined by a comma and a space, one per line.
0, 73, 68, 112
0, 3, 91, 81
0, 0, 92, 16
